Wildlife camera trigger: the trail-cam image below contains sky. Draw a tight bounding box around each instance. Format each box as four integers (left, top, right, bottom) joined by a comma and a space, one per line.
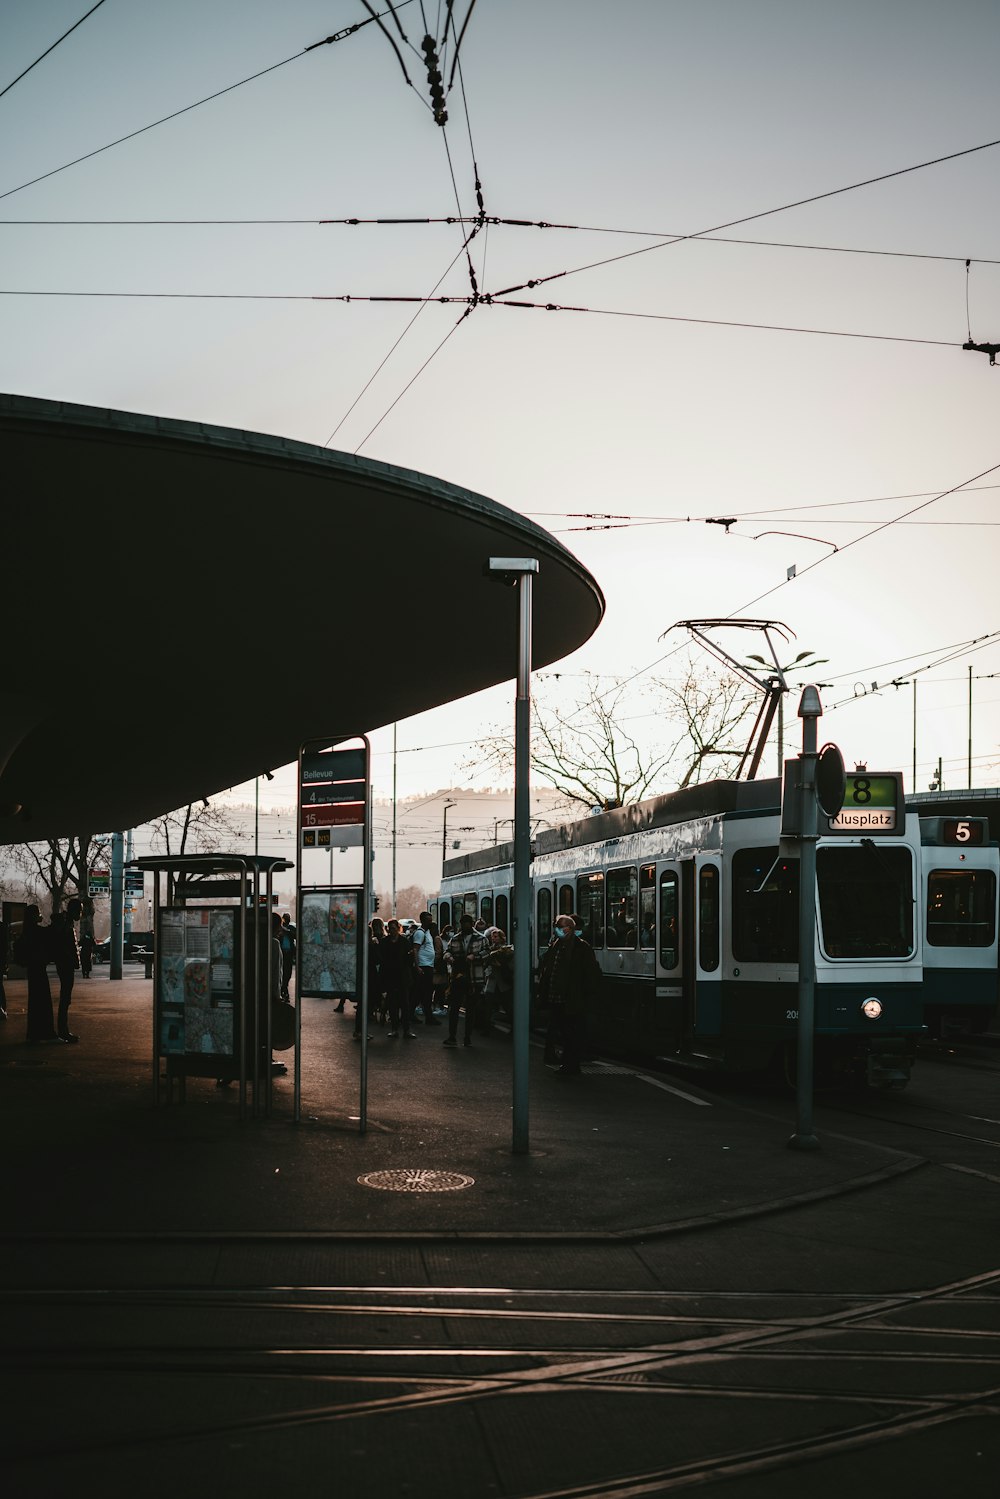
3, 0, 1000, 876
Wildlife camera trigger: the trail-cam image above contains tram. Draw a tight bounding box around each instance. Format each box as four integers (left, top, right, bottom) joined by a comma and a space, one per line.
435, 772, 926, 1087
911, 803, 1000, 1037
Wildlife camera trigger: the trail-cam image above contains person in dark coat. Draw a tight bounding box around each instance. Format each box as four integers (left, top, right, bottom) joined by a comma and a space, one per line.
0, 911, 8, 1020
354, 917, 384, 1039
17, 905, 58, 1044
536, 912, 602, 1075
380, 919, 416, 1039
50, 896, 82, 1042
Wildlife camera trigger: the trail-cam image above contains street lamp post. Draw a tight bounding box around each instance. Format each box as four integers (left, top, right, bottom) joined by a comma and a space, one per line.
442, 799, 457, 866
485, 557, 539, 1155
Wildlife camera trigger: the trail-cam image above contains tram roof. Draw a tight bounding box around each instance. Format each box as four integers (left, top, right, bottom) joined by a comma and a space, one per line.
442, 776, 783, 879
0, 394, 604, 843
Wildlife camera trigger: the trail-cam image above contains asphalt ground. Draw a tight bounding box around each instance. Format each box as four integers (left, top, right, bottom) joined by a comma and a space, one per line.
2, 968, 998, 1497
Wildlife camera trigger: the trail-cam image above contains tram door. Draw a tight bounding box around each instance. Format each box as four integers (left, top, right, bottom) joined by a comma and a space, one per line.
655, 861, 695, 1046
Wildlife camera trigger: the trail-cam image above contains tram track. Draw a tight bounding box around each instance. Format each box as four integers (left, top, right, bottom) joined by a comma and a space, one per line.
4, 1271, 1000, 1493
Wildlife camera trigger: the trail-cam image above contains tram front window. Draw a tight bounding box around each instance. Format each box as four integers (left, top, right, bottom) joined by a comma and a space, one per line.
817, 845, 914, 958
927, 869, 997, 947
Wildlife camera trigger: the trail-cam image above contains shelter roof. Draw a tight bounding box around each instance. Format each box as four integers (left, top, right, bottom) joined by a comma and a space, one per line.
0, 394, 604, 842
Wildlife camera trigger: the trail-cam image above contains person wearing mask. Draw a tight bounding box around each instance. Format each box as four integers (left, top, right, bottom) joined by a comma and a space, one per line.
536, 912, 602, 1076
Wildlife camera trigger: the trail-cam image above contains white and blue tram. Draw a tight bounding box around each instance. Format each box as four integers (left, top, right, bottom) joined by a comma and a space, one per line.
435, 774, 928, 1087
909, 801, 1000, 1037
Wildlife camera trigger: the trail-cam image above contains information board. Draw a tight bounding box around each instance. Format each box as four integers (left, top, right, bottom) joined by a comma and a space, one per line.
298, 888, 362, 1000
156, 906, 239, 1057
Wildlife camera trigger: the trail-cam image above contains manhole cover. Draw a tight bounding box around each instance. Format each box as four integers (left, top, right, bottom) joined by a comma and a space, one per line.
358, 1169, 475, 1193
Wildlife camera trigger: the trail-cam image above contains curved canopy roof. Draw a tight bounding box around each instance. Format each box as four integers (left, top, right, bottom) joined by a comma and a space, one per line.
0, 394, 604, 842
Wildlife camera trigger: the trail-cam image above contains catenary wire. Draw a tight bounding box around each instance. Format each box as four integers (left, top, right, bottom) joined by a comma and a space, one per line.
0, 1, 107, 103
321, 241, 470, 447
0, 4, 414, 203
486, 136, 1000, 299
3, 217, 996, 274
0, 287, 959, 353
526, 482, 1000, 524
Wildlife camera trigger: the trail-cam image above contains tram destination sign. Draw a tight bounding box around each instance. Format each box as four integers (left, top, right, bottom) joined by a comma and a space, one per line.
823, 772, 904, 835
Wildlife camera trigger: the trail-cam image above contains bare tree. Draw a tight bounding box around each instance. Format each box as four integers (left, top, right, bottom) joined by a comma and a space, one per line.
147, 800, 243, 858
465, 660, 758, 810
649, 664, 760, 789
9, 833, 109, 917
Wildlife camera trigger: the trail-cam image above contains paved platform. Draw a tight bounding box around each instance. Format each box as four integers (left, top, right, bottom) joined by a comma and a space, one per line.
0, 969, 922, 1243
3, 970, 999, 1497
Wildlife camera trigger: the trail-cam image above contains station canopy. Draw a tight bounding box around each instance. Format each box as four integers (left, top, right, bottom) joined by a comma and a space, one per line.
0, 394, 604, 843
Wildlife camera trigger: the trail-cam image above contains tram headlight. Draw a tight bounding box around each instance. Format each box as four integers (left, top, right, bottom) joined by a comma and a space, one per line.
861, 997, 883, 1020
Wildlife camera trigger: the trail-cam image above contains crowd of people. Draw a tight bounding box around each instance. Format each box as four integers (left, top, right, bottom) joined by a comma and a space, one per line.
0, 896, 604, 1076
338, 907, 600, 1075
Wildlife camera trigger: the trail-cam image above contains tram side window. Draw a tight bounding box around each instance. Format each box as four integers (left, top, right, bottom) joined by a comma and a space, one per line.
495, 893, 509, 935
607, 866, 638, 948
926, 870, 997, 948
462, 893, 476, 921
537, 887, 553, 949
698, 865, 720, 972
659, 871, 679, 970
732, 847, 799, 963
640, 864, 656, 950
480, 894, 493, 927
439, 900, 451, 929
576, 873, 605, 948
817, 847, 913, 958
558, 884, 574, 916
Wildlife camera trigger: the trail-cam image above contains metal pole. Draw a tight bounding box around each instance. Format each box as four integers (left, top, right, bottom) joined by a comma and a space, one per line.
912, 681, 917, 793
512, 570, 534, 1155
789, 686, 821, 1151
968, 666, 973, 787
392, 722, 397, 914
109, 831, 124, 980
360, 736, 372, 1135
124, 829, 134, 941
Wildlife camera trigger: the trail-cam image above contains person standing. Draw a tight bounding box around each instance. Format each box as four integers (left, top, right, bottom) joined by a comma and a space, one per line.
50, 896, 82, 1043
410, 911, 441, 1025
380, 919, 416, 1039
442, 912, 486, 1049
355, 916, 384, 1038
78, 896, 96, 978
0, 910, 8, 1020
536, 912, 602, 1075
278, 912, 296, 999
17, 905, 58, 1044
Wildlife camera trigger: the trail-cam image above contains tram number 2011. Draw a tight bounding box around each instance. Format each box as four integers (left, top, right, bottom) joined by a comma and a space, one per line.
785, 1009, 799, 1021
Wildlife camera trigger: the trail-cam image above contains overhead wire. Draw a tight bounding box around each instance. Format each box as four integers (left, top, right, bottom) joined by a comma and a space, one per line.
4, 217, 998, 275
333, 0, 486, 450
525, 482, 1000, 525
485, 135, 1000, 299
322, 240, 470, 448
0, 286, 961, 354
0, 0, 107, 103
0, 4, 414, 203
